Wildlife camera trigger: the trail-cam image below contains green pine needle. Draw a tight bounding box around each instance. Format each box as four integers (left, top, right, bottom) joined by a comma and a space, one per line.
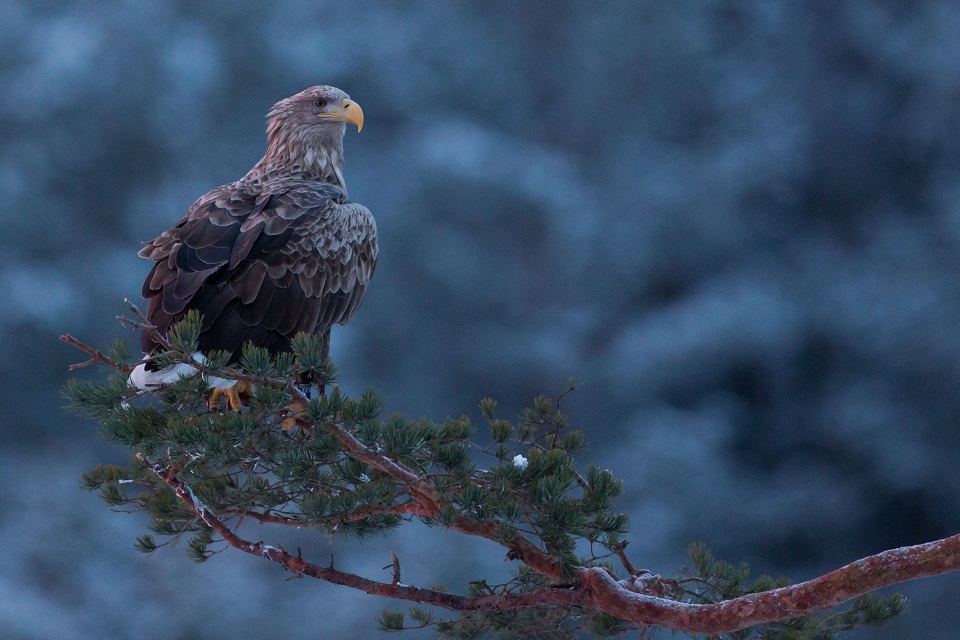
168, 310, 202, 353
376, 610, 405, 632
134, 534, 158, 554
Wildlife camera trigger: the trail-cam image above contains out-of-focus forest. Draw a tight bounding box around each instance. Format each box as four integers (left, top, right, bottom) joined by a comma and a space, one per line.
2, 1, 960, 638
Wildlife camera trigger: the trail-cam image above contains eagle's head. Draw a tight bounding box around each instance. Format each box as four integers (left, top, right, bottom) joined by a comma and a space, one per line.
268, 85, 364, 134
260, 85, 364, 184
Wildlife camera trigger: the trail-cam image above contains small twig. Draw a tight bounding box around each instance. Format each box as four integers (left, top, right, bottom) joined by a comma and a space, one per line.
116, 314, 144, 332
123, 296, 150, 324
555, 377, 583, 415
617, 544, 637, 575
573, 470, 589, 491
387, 550, 401, 585
122, 297, 172, 350
60, 334, 134, 374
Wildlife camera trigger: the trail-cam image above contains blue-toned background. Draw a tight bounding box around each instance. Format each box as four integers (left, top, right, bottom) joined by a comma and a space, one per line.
3, 2, 959, 638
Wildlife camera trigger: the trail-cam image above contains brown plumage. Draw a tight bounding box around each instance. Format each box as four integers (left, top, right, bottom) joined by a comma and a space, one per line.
138, 86, 377, 364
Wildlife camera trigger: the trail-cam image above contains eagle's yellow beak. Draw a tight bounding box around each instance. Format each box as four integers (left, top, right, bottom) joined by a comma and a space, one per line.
319, 99, 364, 132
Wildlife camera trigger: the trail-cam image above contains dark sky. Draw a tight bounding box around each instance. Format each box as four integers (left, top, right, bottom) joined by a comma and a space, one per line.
2, 2, 959, 638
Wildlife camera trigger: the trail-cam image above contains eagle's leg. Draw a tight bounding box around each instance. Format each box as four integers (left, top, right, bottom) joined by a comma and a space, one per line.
207, 388, 225, 410
225, 386, 244, 412
208, 383, 251, 412
280, 401, 305, 431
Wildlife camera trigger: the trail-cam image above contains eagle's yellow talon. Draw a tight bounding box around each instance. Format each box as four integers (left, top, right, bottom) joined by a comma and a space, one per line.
280, 401, 306, 430
226, 386, 244, 412
208, 387, 225, 410
208, 382, 251, 412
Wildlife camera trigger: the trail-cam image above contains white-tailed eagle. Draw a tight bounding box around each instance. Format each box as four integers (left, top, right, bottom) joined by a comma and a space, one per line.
130, 86, 377, 402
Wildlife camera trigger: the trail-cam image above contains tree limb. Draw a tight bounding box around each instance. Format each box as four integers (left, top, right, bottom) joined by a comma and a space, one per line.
60, 331, 564, 577
237, 502, 430, 526
60, 332, 309, 402
322, 420, 565, 579
144, 456, 583, 613
147, 451, 960, 634
580, 532, 960, 633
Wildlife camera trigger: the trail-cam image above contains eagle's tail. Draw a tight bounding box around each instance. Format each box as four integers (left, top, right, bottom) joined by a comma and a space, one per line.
128, 352, 237, 392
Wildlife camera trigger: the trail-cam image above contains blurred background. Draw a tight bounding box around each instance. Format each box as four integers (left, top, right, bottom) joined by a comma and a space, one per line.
2, 1, 960, 638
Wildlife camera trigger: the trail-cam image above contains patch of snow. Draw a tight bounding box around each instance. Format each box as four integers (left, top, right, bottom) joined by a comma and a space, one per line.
183, 483, 208, 516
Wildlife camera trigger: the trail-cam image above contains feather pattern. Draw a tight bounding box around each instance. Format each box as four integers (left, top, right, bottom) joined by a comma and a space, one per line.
136, 85, 377, 363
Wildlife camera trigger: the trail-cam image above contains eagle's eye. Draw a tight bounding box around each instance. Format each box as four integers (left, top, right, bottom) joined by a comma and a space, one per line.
314, 98, 327, 109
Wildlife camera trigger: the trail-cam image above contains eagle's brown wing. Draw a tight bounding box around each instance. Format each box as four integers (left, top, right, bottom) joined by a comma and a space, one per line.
139, 180, 378, 360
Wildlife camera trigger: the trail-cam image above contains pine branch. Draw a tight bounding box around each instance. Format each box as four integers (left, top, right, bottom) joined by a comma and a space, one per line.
143, 408, 960, 635
579, 535, 960, 633
119, 296, 172, 351
238, 503, 429, 526
322, 420, 566, 579
61, 329, 561, 577
146, 412, 960, 634
143, 455, 582, 613
59, 332, 309, 403
388, 550, 401, 586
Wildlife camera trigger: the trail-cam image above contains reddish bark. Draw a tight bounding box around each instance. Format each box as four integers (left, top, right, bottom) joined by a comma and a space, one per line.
581, 531, 960, 633
148, 458, 583, 613
146, 456, 960, 634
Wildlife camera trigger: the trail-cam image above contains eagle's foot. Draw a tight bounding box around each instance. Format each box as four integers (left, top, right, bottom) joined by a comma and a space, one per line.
280, 401, 306, 431
207, 388, 225, 410
225, 385, 245, 412
208, 383, 251, 412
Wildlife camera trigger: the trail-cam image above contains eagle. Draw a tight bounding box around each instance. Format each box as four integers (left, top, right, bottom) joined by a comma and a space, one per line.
129, 86, 377, 407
